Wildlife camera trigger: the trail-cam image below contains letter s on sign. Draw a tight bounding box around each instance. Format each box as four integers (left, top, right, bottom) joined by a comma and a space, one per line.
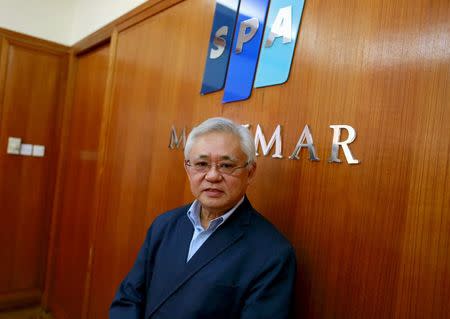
210, 26, 228, 59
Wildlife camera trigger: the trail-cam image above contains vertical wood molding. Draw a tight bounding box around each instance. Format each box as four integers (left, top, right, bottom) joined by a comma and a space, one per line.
41, 50, 77, 311
38, 47, 70, 312
80, 29, 119, 319
0, 38, 9, 132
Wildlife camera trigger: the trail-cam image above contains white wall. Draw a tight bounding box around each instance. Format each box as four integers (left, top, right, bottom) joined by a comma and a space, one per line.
0, 0, 75, 45
69, 0, 147, 45
0, 0, 148, 46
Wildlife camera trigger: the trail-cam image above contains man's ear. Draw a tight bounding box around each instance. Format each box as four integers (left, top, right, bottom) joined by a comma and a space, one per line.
184, 161, 192, 181
247, 162, 257, 184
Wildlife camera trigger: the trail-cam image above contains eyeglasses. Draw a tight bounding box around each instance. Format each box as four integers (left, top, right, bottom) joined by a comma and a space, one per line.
185, 160, 249, 175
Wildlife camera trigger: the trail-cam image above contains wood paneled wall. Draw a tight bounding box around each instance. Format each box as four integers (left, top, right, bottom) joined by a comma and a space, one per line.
46, 0, 449, 318
0, 29, 68, 309
45, 44, 111, 319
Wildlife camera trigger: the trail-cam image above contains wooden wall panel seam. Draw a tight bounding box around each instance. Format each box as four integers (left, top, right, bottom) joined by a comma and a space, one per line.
38, 50, 70, 306
0, 38, 9, 134
41, 51, 77, 311
80, 30, 119, 319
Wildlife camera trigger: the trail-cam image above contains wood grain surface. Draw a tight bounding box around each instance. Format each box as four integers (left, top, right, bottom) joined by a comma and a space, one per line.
0, 38, 67, 309
47, 0, 450, 318
45, 45, 110, 319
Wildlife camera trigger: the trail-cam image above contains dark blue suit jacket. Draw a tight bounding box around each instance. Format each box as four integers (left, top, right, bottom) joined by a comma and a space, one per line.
110, 197, 296, 319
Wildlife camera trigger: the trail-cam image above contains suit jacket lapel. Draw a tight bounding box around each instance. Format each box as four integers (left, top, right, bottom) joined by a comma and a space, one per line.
145, 209, 193, 314
170, 213, 194, 271
146, 198, 253, 318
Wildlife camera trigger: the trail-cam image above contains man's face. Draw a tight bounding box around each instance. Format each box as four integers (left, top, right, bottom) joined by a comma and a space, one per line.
185, 132, 256, 216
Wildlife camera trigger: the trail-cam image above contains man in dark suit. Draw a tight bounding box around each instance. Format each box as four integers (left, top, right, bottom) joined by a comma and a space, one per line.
110, 117, 296, 319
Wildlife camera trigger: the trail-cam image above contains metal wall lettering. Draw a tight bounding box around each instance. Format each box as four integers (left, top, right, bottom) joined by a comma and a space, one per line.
210, 26, 229, 59
289, 125, 320, 161
265, 6, 292, 48
254, 124, 283, 158
200, 0, 240, 95
169, 126, 186, 149
235, 18, 259, 53
170, 123, 360, 165
328, 125, 360, 164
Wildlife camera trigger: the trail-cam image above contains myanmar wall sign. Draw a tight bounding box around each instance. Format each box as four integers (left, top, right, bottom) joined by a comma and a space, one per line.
201, 0, 306, 103
169, 124, 360, 165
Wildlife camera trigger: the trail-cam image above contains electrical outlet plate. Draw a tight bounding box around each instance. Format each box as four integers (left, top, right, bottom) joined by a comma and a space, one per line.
7, 137, 21, 155
20, 144, 33, 156
32, 145, 45, 157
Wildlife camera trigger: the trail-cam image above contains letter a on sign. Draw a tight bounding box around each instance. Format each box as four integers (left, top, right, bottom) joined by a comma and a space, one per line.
222, 0, 270, 103
200, 0, 240, 95
254, 0, 306, 88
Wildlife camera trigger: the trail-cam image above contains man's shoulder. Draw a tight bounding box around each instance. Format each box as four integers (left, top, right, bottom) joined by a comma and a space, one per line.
245, 206, 294, 252
152, 203, 191, 226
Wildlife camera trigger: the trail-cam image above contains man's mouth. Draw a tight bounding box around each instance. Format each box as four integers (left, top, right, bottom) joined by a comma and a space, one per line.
203, 188, 224, 197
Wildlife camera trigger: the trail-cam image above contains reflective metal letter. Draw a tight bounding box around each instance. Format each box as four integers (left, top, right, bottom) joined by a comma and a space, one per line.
210, 26, 228, 59
254, 124, 283, 158
265, 6, 292, 47
235, 18, 259, 53
168, 126, 186, 149
289, 125, 320, 161
328, 125, 360, 164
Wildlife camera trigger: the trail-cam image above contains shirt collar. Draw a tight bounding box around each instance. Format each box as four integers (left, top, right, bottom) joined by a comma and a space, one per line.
187, 196, 245, 231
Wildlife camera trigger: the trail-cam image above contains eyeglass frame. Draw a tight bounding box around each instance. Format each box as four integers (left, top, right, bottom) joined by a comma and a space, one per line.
184, 159, 250, 175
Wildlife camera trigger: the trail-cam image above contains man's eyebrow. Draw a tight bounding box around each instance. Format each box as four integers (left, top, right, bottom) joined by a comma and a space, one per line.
192, 155, 238, 161
219, 155, 236, 161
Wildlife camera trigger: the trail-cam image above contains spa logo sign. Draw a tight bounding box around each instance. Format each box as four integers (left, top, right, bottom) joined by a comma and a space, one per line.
200, 0, 306, 103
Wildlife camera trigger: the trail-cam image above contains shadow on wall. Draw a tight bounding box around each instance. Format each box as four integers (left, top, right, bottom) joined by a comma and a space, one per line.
295, 248, 314, 318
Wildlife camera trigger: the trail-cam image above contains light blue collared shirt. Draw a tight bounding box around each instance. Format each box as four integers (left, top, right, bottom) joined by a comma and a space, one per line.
186, 197, 244, 262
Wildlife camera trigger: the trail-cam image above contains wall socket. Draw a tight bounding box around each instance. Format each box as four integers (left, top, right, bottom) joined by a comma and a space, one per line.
7, 137, 22, 155
6, 137, 45, 157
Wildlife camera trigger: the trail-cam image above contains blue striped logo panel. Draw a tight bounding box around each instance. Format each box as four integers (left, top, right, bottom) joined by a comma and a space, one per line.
222, 0, 271, 103
254, 0, 305, 88
200, 0, 241, 95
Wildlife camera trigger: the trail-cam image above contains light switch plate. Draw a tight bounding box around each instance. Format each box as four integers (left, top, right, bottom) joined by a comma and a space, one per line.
20, 144, 33, 156
7, 137, 21, 155
32, 145, 45, 157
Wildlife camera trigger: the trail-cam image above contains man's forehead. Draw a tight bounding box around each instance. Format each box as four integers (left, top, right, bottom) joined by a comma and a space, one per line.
189, 132, 244, 158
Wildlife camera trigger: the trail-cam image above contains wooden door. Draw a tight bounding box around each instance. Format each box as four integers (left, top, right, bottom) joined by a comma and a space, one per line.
0, 36, 67, 309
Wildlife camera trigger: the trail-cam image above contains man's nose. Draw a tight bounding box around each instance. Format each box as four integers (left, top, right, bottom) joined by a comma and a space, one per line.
205, 165, 222, 181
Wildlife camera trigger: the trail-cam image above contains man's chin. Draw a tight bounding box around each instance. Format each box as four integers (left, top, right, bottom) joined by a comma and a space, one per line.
198, 197, 229, 214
